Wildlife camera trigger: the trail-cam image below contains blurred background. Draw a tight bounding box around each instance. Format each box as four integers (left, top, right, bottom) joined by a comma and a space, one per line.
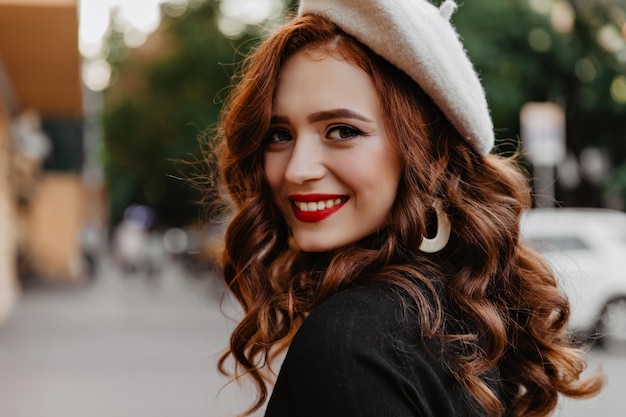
0, 0, 625, 416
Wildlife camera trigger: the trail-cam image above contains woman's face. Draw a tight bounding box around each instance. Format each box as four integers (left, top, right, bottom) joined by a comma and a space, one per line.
263, 49, 403, 252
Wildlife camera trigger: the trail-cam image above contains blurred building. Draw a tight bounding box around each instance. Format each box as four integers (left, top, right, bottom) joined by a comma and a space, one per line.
0, 0, 101, 325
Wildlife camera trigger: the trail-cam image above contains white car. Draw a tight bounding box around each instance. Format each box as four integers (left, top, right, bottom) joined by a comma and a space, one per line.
521, 207, 626, 350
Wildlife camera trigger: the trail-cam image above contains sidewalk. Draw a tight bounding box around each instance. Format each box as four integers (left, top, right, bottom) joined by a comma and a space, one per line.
0, 254, 622, 416
0, 255, 250, 417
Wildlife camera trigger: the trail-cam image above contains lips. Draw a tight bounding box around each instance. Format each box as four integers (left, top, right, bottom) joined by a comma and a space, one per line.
289, 194, 348, 222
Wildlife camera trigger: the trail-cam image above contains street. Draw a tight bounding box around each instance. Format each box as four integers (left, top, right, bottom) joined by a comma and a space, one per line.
0, 254, 624, 417
0, 255, 248, 417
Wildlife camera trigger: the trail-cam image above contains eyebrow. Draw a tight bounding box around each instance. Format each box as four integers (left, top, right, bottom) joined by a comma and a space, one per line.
270, 115, 290, 125
270, 109, 374, 125
308, 108, 373, 123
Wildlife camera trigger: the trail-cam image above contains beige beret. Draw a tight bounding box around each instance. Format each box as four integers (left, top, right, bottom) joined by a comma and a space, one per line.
298, 0, 494, 155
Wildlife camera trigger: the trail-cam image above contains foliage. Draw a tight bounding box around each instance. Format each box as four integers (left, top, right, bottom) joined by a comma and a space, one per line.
102, 1, 253, 226
102, 0, 626, 227
451, 0, 626, 206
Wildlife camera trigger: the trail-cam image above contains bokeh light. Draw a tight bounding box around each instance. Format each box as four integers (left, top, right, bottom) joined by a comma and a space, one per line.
79, 0, 174, 91
610, 75, 626, 104
81, 59, 112, 92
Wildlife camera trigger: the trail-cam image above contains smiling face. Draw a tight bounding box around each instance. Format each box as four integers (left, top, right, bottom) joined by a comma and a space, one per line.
263, 49, 403, 252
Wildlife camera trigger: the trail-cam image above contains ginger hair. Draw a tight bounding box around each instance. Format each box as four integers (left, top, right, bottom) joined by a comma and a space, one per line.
214, 14, 603, 417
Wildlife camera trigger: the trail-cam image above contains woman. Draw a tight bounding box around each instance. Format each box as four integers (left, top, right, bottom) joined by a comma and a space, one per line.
214, 0, 603, 416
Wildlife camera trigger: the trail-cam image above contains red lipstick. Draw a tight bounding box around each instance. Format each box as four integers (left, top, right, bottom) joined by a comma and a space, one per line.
289, 194, 348, 223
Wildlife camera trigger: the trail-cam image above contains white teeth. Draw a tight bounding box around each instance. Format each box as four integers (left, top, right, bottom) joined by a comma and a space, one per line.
295, 199, 344, 212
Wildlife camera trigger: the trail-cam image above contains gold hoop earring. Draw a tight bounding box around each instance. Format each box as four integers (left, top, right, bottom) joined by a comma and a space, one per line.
418, 200, 451, 253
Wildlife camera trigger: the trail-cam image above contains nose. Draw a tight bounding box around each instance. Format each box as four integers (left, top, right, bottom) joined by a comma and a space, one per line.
284, 135, 326, 185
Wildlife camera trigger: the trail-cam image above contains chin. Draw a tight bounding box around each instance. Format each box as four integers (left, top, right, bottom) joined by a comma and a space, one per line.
294, 242, 335, 253
291, 236, 342, 253
292, 235, 363, 253
291, 231, 376, 253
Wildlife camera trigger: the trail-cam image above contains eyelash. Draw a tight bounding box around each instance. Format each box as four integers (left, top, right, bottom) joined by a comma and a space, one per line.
264, 129, 292, 145
263, 124, 364, 146
326, 125, 363, 141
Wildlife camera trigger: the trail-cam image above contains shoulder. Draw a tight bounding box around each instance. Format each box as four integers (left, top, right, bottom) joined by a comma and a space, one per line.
313, 284, 408, 320
268, 284, 473, 416
286, 284, 428, 369
297, 285, 417, 346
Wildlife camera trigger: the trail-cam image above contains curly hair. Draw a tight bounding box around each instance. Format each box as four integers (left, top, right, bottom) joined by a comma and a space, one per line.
215, 14, 603, 417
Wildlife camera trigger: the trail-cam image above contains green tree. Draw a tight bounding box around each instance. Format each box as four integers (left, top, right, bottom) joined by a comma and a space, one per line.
103, 0, 626, 224
102, 1, 253, 227
452, 0, 626, 206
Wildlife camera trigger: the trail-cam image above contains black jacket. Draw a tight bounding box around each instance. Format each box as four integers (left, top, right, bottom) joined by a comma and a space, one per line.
265, 284, 506, 417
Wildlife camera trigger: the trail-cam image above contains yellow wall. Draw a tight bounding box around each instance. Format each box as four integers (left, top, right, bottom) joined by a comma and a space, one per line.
24, 173, 86, 282
0, 0, 82, 118
0, 104, 19, 324
0, 0, 84, 324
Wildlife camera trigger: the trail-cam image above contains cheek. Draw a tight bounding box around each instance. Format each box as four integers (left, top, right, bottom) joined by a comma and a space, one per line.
263, 153, 285, 196
377, 145, 404, 188
341, 149, 403, 193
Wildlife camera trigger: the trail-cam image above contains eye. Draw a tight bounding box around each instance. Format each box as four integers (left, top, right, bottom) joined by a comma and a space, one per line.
264, 129, 292, 145
327, 125, 363, 141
